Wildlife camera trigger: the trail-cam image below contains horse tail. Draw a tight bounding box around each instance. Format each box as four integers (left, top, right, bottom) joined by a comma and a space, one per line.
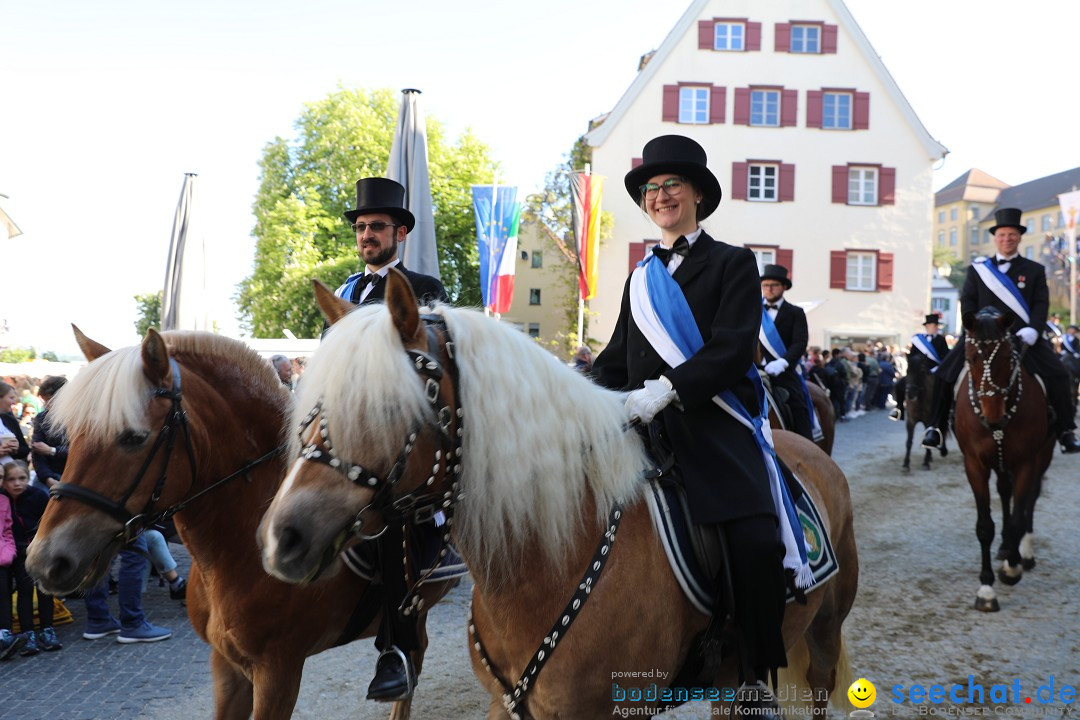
776, 633, 854, 711
832, 634, 854, 710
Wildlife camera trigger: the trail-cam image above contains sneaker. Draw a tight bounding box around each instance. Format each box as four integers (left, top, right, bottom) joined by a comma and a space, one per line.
39, 627, 63, 652
117, 621, 172, 644
19, 631, 39, 656
0, 629, 27, 660
169, 577, 187, 601
83, 617, 122, 640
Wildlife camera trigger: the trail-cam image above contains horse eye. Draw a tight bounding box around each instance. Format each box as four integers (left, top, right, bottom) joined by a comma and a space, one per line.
118, 430, 150, 447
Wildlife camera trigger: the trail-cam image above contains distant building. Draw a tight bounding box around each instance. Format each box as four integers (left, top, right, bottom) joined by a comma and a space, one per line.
0, 193, 23, 242
932, 169, 1009, 266
496, 221, 577, 353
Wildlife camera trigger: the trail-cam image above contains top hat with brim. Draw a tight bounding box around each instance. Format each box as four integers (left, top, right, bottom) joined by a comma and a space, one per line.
624, 135, 722, 220
760, 264, 792, 289
344, 177, 415, 232
923, 314, 941, 326
988, 207, 1025, 235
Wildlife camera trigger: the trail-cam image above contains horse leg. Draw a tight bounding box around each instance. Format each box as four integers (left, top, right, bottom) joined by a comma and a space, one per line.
922, 448, 932, 470
210, 649, 254, 720
965, 458, 998, 612
251, 661, 304, 720
994, 472, 1013, 563
487, 699, 512, 720
387, 609, 432, 720
1020, 475, 1043, 571
903, 423, 913, 471
999, 469, 1039, 585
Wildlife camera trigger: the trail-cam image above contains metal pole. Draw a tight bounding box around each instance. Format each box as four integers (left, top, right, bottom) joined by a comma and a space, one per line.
576, 164, 591, 348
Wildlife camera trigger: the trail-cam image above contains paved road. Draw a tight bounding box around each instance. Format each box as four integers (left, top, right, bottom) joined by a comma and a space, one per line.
3, 407, 1078, 719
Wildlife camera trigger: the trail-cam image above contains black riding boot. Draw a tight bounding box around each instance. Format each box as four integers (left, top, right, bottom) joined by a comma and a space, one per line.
921, 385, 951, 451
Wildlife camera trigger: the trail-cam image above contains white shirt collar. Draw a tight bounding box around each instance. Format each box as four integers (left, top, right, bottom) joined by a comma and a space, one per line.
365, 257, 402, 277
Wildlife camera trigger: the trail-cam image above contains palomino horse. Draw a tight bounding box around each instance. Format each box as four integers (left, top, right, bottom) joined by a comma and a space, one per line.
259, 272, 858, 719
26, 328, 452, 720
901, 353, 945, 471
762, 372, 835, 456
955, 308, 1054, 612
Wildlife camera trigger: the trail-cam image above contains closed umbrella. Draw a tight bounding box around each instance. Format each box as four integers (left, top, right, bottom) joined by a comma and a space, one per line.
385, 88, 440, 279
161, 173, 209, 331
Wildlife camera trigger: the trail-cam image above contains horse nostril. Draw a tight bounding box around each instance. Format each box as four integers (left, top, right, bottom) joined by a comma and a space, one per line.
277, 525, 307, 561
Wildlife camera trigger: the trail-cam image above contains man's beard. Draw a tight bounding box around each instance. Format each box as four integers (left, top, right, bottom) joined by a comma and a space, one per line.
364, 239, 398, 267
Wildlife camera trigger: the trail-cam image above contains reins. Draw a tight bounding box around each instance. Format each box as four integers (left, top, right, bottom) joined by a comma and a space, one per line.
965, 334, 1028, 473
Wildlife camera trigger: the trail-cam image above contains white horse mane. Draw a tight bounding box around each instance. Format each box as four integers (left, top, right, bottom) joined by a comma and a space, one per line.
51, 331, 289, 444
297, 304, 649, 576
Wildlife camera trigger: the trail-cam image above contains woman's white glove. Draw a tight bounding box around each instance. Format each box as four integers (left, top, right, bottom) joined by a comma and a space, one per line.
625, 378, 677, 424
763, 358, 789, 376
1016, 327, 1038, 346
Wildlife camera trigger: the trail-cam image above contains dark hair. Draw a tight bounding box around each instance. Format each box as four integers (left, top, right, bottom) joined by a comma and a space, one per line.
38, 376, 67, 399
0, 381, 12, 397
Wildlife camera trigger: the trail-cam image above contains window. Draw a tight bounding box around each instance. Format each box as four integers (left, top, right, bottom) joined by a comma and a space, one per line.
848, 167, 877, 205
970, 227, 979, 246
790, 24, 820, 53
530, 251, 543, 268
745, 246, 793, 276
937, 231, 945, 246
527, 323, 540, 338
748, 164, 778, 201
679, 86, 709, 124
749, 247, 776, 271
1025, 218, 1034, 233
846, 252, 876, 291
1025, 247, 1035, 259
949, 228, 957, 245
529, 289, 541, 305
714, 22, 744, 50
950, 207, 958, 221
822, 92, 851, 129
1042, 214, 1052, 231
938, 210, 945, 223
969, 204, 980, 220
750, 90, 780, 126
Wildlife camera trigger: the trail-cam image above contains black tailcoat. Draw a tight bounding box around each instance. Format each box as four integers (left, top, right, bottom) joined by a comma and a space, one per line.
760, 301, 812, 438
337, 264, 448, 307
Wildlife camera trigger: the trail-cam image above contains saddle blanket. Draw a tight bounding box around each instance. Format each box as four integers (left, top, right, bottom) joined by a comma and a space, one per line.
341, 521, 468, 586
644, 475, 839, 615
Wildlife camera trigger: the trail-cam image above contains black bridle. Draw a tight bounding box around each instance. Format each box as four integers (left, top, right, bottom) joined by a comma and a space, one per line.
51, 357, 284, 542
965, 332, 1028, 472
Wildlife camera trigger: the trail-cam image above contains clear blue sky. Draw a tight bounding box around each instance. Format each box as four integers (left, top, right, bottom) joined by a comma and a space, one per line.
2, 0, 1077, 356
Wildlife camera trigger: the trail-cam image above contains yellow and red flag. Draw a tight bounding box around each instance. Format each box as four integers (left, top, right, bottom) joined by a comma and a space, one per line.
570, 172, 604, 300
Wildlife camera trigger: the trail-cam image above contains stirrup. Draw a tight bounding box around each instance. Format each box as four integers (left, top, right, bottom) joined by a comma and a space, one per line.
888, 408, 902, 421
367, 646, 416, 701
921, 427, 943, 450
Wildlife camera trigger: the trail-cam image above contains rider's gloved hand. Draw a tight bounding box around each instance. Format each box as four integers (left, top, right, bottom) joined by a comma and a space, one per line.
1016, 327, 1038, 346
625, 377, 677, 424
763, 358, 789, 376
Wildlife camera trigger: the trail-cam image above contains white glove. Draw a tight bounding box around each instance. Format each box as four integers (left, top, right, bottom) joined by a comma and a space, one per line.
1016, 327, 1038, 346
625, 378, 677, 424
763, 358, 789, 376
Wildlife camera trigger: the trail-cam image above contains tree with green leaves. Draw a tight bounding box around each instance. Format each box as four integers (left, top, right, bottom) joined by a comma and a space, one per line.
134, 290, 162, 337
236, 87, 498, 337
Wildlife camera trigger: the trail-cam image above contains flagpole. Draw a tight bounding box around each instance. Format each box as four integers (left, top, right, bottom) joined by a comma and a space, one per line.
490, 175, 499, 320
577, 164, 590, 348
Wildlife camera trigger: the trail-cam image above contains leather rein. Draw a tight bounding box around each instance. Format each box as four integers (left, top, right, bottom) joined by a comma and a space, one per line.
965, 334, 1028, 472
51, 357, 285, 543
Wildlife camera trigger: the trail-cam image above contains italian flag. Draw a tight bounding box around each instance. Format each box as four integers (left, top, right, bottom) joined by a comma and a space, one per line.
490, 203, 521, 314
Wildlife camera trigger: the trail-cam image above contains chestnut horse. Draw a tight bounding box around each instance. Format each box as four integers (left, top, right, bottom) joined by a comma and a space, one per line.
258, 273, 858, 719
763, 373, 835, 456
26, 328, 452, 719
955, 308, 1054, 612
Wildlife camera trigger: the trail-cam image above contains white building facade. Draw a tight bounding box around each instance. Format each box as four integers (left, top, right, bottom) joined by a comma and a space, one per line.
585, 0, 946, 352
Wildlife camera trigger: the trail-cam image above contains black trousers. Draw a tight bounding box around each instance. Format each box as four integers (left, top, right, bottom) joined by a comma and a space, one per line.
771, 370, 813, 441
374, 522, 420, 654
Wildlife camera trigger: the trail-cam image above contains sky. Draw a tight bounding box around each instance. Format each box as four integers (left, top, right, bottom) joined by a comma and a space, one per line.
2, 0, 1078, 358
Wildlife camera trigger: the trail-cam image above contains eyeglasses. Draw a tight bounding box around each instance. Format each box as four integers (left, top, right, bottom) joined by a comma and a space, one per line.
352, 221, 399, 234
639, 177, 687, 199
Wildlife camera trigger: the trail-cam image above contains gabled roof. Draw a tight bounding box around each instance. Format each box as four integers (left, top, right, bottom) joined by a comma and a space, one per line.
585, 0, 948, 161
935, 168, 1009, 206
994, 167, 1080, 213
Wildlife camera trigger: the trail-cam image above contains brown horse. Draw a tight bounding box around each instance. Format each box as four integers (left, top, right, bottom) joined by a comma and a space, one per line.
26, 328, 452, 719
258, 273, 859, 719
955, 308, 1054, 612
763, 372, 835, 456
901, 353, 945, 471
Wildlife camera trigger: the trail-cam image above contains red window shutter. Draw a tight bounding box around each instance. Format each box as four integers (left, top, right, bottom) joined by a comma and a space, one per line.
628, 242, 648, 275
733, 87, 751, 125
731, 162, 749, 200
830, 251, 847, 289
831, 165, 848, 204
880, 167, 896, 205
746, 22, 762, 50
777, 248, 794, 279
775, 23, 791, 52
853, 92, 870, 130
709, 86, 726, 123
822, 24, 838, 53
699, 20, 714, 49
806, 90, 823, 129
781, 89, 798, 127
662, 85, 679, 122
779, 163, 795, 202
631, 157, 643, 170
877, 252, 894, 290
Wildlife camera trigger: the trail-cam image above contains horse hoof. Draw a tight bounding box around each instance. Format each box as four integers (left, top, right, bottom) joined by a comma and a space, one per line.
997, 569, 1022, 586
1022, 557, 1036, 571
902, 465, 911, 473
921, 464, 931, 471
974, 596, 1000, 612
939, 447, 948, 457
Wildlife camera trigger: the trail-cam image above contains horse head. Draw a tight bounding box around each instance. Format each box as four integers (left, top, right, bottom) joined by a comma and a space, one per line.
962, 307, 1018, 427
259, 270, 463, 584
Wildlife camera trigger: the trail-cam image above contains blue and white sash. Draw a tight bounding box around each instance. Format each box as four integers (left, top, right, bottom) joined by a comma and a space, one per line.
761, 308, 823, 441
972, 258, 1030, 324
629, 255, 814, 589
1063, 333, 1079, 356
910, 333, 942, 365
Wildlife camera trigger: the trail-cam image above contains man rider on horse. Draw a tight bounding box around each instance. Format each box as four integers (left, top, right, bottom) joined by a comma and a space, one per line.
758, 264, 816, 441
889, 313, 949, 422
334, 177, 449, 702
921, 207, 1080, 454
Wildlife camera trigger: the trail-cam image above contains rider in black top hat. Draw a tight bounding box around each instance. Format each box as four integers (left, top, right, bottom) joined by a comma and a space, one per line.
921, 208, 1080, 454
758, 264, 814, 441
889, 313, 949, 422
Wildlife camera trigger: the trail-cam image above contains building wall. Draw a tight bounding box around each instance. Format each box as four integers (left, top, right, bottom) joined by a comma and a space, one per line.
587, 0, 941, 352
498, 221, 578, 353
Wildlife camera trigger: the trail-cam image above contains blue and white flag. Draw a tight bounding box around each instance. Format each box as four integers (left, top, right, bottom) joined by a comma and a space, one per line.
471, 185, 518, 309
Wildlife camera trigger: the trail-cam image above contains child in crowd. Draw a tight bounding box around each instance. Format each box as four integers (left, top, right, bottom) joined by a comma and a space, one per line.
1, 460, 62, 656
1, 490, 24, 659
144, 527, 187, 601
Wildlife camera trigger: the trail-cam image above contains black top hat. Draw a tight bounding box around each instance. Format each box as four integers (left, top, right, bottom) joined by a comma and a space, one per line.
988, 207, 1025, 236
923, 313, 941, 326
760, 264, 791, 289
624, 135, 722, 220
343, 177, 415, 232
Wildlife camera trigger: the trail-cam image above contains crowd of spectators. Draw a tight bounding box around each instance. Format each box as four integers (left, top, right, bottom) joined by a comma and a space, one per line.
804, 343, 904, 422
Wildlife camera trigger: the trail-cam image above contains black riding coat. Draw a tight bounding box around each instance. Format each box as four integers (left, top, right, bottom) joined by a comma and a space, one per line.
760, 301, 812, 438
593, 232, 773, 525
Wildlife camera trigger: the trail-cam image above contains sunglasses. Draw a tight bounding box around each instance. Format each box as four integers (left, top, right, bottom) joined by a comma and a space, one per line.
352, 221, 399, 233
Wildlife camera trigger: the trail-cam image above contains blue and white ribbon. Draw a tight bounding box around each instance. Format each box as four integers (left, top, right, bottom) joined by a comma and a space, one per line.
761, 308, 823, 441
972, 258, 1031, 324
910, 333, 942, 365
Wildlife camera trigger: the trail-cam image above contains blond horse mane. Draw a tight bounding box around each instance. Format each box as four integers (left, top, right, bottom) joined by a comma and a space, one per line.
295, 303, 649, 578
51, 331, 291, 444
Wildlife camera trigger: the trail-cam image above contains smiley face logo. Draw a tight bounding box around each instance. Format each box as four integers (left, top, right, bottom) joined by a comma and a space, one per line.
848, 678, 876, 708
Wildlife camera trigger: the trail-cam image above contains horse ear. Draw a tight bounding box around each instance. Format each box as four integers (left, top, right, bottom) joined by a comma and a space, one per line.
140, 328, 172, 387
72, 324, 111, 361
961, 312, 976, 331
385, 268, 422, 343
313, 279, 355, 325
